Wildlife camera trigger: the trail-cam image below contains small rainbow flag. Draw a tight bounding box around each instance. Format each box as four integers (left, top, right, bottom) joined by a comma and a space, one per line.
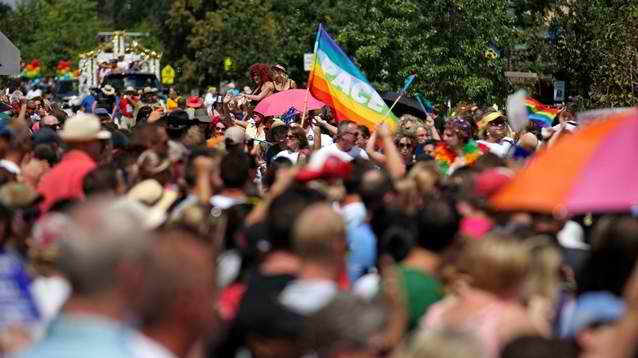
526, 97, 561, 127
307, 24, 398, 131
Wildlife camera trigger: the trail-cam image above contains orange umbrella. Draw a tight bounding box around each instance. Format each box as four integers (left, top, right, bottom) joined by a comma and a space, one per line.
491, 109, 638, 215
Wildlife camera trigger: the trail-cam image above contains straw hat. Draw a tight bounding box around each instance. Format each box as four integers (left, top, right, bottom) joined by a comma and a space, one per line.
101, 85, 116, 96
273, 64, 287, 73
59, 114, 111, 142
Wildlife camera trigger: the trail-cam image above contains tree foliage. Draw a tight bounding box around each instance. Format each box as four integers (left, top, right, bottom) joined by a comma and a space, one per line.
0, 0, 107, 74
4, 0, 638, 108
333, 0, 516, 106
551, 0, 638, 108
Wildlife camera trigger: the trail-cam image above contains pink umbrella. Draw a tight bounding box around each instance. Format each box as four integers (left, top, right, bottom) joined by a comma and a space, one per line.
254, 89, 326, 117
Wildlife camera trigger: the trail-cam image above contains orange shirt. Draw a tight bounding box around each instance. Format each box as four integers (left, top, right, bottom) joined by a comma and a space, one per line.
37, 150, 96, 212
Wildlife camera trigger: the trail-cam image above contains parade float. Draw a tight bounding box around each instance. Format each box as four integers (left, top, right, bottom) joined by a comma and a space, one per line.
78, 31, 161, 96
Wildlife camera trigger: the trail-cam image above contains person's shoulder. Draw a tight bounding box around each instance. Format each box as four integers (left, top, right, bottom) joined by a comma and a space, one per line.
352, 146, 369, 158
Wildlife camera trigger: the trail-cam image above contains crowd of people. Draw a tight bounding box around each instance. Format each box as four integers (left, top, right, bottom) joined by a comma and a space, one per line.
0, 61, 637, 358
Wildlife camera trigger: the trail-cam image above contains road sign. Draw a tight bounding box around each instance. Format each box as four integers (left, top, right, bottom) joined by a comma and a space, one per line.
304, 53, 314, 72
554, 80, 565, 102
161, 64, 175, 85
224, 57, 234, 72
0, 32, 21, 76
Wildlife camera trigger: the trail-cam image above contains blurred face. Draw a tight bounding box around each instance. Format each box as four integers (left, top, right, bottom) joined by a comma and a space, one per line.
401, 120, 416, 132
356, 130, 369, 148
416, 127, 429, 144
443, 128, 461, 149
252, 73, 259, 83
214, 123, 226, 137
285, 130, 300, 151
150, 126, 169, 155
272, 127, 287, 146
27, 101, 40, 115
396, 137, 415, 163
487, 117, 507, 141
273, 69, 286, 82
340, 124, 359, 150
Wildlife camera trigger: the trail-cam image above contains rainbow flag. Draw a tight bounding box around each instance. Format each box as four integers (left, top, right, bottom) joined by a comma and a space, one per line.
307, 24, 398, 130
526, 97, 561, 127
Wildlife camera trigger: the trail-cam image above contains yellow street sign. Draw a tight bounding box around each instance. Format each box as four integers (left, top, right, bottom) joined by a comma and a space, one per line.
161, 64, 175, 85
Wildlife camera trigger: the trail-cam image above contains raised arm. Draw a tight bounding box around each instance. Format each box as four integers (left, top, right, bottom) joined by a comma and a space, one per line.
365, 127, 387, 165
317, 116, 338, 136
244, 82, 274, 102
378, 123, 407, 178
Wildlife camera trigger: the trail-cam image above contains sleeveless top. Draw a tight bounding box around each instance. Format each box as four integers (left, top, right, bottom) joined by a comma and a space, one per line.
273, 79, 296, 93
423, 298, 508, 358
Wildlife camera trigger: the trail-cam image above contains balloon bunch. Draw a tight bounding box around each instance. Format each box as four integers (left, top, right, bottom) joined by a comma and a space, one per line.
21, 59, 42, 79
55, 59, 77, 80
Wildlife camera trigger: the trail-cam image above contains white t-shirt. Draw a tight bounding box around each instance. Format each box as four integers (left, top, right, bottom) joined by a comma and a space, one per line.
309, 143, 369, 169
280, 279, 338, 315
305, 126, 334, 148
273, 150, 301, 164
477, 137, 514, 158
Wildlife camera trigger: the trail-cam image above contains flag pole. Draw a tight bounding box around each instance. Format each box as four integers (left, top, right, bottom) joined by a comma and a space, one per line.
380, 73, 416, 123
382, 95, 403, 122
301, 24, 322, 128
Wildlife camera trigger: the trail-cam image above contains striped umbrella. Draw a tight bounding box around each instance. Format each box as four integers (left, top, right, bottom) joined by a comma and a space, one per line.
491, 109, 638, 215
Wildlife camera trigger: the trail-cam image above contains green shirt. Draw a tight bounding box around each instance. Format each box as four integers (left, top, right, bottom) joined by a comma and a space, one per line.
398, 266, 444, 332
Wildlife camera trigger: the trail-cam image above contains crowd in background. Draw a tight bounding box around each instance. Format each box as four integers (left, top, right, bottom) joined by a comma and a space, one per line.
0, 62, 637, 358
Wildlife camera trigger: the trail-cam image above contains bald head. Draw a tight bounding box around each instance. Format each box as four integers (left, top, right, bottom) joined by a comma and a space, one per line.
42, 115, 60, 127
138, 229, 216, 334
292, 204, 346, 265
55, 198, 152, 296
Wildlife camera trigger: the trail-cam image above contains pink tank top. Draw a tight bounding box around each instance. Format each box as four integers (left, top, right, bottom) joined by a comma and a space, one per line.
424, 299, 508, 358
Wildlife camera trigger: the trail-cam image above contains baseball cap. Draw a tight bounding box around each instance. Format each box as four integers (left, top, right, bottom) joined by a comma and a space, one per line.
296, 155, 353, 183
59, 114, 111, 142
224, 126, 246, 146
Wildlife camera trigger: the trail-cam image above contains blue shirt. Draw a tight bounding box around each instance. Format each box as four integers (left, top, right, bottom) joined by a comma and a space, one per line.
15, 313, 139, 358
346, 223, 377, 283
80, 96, 96, 114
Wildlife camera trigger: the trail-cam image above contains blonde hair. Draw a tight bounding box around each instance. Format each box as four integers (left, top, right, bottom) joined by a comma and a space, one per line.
394, 178, 420, 215
458, 235, 531, 296
522, 238, 562, 305
408, 161, 441, 197
293, 204, 346, 264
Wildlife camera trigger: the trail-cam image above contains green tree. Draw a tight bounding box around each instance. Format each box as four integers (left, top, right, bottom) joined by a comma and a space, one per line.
551, 1, 638, 108
0, 0, 107, 74
335, 0, 516, 106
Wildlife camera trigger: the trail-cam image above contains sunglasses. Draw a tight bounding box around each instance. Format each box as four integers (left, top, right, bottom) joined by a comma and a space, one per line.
397, 142, 414, 149
489, 119, 506, 127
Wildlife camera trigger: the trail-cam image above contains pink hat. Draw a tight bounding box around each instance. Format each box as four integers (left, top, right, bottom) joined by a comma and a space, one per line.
474, 168, 514, 199
186, 96, 203, 108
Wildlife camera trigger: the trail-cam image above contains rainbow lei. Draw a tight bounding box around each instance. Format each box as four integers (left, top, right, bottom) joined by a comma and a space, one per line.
435, 140, 482, 174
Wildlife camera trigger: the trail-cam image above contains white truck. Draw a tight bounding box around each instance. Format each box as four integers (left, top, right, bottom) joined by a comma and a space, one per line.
78, 31, 161, 97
